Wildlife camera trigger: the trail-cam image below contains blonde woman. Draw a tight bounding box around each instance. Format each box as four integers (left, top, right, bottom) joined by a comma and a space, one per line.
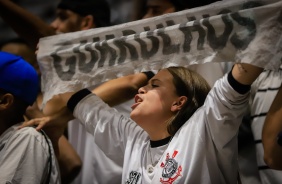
24, 63, 263, 183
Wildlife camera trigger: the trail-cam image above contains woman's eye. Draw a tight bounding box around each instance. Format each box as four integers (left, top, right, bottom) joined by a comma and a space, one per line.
151, 84, 158, 88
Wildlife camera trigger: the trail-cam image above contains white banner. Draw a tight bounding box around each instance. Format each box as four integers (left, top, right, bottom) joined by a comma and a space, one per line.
38, 0, 282, 105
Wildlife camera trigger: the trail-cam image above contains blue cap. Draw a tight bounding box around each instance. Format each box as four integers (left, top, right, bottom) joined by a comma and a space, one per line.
0, 51, 38, 105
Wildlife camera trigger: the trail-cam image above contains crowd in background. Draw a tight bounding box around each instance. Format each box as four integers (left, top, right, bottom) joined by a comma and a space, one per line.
0, 0, 281, 184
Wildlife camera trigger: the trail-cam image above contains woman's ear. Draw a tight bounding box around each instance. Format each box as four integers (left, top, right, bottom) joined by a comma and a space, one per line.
81, 15, 95, 30
171, 96, 187, 112
0, 94, 14, 110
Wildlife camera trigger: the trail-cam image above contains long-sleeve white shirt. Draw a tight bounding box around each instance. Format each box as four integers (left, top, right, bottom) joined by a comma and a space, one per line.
72, 74, 249, 184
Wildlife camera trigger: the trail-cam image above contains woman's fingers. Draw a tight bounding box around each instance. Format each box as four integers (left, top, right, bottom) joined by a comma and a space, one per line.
34, 119, 47, 131
19, 117, 51, 131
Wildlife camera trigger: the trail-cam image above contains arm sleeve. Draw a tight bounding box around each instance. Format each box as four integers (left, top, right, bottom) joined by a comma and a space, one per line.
0, 128, 49, 184
70, 90, 140, 157
204, 73, 250, 148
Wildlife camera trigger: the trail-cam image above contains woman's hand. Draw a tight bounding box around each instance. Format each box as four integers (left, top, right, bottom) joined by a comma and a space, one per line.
20, 106, 73, 130
21, 116, 52, 131
20, 107, 74, 156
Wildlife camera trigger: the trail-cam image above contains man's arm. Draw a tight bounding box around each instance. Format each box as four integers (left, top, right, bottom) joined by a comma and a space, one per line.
57, 136, 82, 183
262, 84, 282, 170
0, 0, 55, 49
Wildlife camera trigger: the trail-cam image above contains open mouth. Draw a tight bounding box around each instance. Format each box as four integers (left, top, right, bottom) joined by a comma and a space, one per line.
131, 95, 143, 109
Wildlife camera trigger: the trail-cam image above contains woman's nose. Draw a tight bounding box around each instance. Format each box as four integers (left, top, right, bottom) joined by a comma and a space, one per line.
138, 86, 146, 94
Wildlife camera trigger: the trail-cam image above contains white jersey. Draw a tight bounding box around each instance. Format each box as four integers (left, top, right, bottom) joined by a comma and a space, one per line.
72, 74, 248, 184
68, 64, 224, 184
0, 123, 61, 184
250, 66, 282, 184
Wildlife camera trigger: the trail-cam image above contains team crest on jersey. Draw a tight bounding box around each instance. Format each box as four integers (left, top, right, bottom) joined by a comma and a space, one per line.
125, 171, 141, 184
160, 150, 182, 184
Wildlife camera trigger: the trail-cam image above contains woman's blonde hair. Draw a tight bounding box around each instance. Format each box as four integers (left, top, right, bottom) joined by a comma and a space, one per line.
166, 66, 211, 135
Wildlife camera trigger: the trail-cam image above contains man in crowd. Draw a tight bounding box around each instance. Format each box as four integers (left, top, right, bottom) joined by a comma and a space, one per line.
0, 0, 111, 49
0, 51, 60, 184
